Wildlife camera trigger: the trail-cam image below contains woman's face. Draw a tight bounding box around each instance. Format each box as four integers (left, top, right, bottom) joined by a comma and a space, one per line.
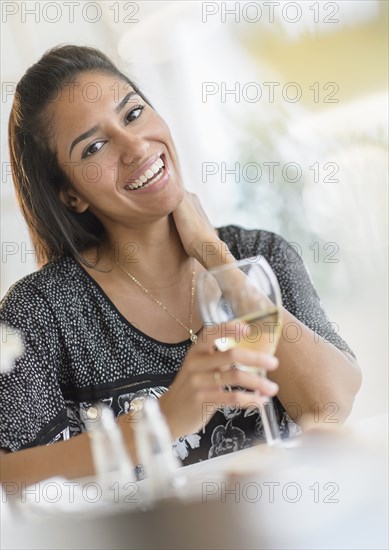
50, 71, 185, 230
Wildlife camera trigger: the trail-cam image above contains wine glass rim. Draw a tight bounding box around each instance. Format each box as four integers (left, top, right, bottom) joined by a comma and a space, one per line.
197, 254, 283, 308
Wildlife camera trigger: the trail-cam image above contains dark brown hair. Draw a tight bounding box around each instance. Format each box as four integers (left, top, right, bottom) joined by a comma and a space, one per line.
8, 45, 151, 266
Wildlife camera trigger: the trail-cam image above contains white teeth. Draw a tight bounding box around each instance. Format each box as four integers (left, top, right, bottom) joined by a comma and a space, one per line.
143, 170, 164, 188
124, 155, 165, 190
155, 158, 164, 170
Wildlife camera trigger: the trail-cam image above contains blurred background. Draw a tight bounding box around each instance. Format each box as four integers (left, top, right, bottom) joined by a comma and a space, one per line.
1, 0, 388, 421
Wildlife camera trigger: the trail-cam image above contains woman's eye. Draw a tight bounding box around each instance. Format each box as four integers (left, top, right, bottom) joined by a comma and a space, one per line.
125, 105, 144, 124
82, 141, 104, 159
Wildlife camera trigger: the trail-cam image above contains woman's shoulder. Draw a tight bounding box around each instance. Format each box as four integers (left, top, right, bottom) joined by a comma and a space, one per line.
0, 255, 80, 311
217, 224, 296, 262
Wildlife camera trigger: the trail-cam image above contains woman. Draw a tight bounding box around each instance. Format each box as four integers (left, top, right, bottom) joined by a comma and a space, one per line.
0, 46, 361, 485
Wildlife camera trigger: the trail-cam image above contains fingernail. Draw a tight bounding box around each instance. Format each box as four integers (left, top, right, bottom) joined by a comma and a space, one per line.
266, 380, 279, 392
269, 356, 278, 366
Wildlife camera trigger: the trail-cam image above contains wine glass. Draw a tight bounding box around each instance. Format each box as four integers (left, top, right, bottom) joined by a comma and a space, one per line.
197, 255, 283, 447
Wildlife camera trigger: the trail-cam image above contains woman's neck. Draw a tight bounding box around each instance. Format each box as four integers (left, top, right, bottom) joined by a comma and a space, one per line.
99, 215, 190, 288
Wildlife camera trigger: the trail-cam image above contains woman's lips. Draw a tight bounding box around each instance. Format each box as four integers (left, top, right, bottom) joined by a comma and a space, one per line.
125, 153, 161, 184
123, 154, 170, 195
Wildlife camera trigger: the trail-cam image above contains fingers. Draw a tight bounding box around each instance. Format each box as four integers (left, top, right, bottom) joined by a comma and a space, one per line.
223, 348, 278, 372
195, 323, 278, 369
223, 368, 279, 396
212, 370, 223, 388
188, 344, 278, 374
207, 368, 279, 396
177, 321, 280, 437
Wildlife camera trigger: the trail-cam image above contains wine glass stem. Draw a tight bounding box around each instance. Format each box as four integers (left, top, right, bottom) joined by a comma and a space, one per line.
252, 367, 282, 446
259, 395, 282, 447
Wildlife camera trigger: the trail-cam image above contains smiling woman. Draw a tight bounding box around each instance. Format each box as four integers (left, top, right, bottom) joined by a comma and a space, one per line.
52, 70, 183, 241
0, 45, 361, 486
8, 46, 177, 267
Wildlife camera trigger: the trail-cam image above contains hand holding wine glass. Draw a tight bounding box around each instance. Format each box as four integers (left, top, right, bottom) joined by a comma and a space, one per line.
197, 256, 283, 446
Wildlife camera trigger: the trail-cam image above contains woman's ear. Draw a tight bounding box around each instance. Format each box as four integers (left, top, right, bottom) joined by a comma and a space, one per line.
59, 188, 89, 213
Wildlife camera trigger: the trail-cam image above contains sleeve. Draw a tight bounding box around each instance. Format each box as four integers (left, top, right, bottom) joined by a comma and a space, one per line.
268, 234, 356, 358
221, 226, 356, 359
0, 280, 69, 451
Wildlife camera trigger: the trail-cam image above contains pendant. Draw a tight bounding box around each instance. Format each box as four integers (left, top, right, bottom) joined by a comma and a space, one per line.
189, 330, 198, 344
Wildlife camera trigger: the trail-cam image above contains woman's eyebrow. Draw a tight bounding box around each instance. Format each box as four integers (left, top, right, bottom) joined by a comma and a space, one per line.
69, 125, 99, 158
69, 90, 138, 158
114, 90, 137, 114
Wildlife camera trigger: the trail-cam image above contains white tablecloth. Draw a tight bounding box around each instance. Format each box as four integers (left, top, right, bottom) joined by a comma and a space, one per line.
1, 415, 388, 549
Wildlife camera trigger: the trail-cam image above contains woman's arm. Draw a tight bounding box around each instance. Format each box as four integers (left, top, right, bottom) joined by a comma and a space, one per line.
172, 192, 362, 426
271, 308, 362, 425
0, 433, 96, 487
0, 417, 137, 488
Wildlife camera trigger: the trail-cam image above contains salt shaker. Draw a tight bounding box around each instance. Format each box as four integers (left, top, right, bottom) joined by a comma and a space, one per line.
135, 398, 186, 504
85, 403, 135, 480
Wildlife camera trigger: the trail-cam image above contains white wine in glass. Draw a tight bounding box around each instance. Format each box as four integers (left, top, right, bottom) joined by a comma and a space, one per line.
197, 256, 283, 446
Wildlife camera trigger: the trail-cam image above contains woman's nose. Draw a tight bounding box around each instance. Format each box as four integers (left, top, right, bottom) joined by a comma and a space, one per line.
117, 128, 149, 168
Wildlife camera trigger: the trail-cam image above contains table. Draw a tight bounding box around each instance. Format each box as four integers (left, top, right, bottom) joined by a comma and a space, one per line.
1, 414, 388, 549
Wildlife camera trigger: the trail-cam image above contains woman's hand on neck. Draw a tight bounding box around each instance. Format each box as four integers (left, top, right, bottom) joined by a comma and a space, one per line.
172, 191, 235, 269
82, 191, 234, 282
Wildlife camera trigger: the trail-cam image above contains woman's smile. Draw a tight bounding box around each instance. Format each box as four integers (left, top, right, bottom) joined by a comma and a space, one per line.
123, 153, 170, 193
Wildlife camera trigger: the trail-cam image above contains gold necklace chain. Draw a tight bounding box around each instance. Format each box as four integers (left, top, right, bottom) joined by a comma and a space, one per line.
112, 257, 198, 344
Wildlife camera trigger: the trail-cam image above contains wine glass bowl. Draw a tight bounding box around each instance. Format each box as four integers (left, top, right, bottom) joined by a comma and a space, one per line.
197, 255, 283, 446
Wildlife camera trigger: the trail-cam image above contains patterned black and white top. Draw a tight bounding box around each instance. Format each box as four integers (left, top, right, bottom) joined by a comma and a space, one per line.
0, 226, 355, 464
